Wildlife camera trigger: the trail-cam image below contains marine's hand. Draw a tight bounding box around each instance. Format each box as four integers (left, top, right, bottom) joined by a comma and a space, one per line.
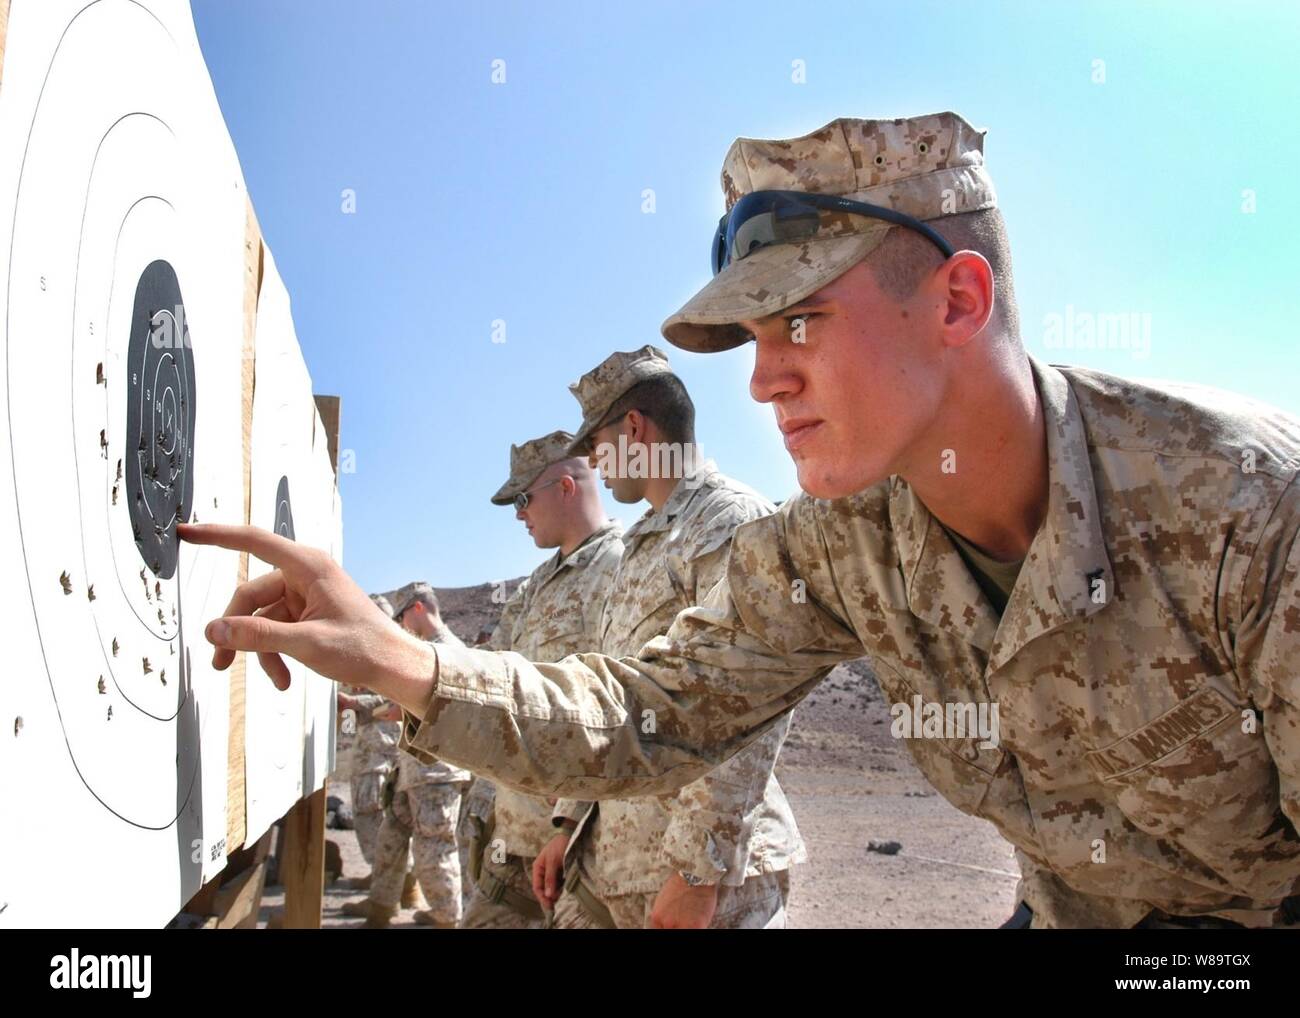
649, 873, 718, 929
177, 523, 437, 715
532, 832, 569, 910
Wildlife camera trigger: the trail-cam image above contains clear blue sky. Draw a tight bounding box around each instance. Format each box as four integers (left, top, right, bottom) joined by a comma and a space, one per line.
191, 0, 1300, 591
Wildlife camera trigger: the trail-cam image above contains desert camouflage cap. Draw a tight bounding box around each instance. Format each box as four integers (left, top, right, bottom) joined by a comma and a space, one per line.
490, 429, 578, 506
389, 580, 438, 620
662, 111, 998, 353
567, 345, 675, 454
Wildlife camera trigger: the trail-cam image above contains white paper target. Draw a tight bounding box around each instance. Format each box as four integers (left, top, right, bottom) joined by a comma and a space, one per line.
243, 249, 311, 845
303, 408, 340, 794
243, 249, 341, 845
0, 1, 335, 926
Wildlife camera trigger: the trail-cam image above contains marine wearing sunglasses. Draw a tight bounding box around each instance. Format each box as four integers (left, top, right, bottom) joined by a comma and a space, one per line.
712, 189, 954, 275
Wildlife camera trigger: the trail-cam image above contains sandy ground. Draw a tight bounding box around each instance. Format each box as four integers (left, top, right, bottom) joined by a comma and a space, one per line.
258, 659, 1019, 929
774, 660, 1019, 927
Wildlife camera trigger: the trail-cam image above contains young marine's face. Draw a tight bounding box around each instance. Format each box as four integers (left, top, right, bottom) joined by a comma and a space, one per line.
399, 602, 437, 639
741, 258, 948, 500
587, 420, 647, 505
515, 465, 567, 548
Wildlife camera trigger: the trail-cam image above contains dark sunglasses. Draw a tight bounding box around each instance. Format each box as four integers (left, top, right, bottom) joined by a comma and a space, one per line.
513, 477, 563, 511
712, 189, 954, 275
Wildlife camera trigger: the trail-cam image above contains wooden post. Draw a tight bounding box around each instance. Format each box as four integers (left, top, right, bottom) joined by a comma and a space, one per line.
0, 1, 11, 92
227, 199, 263, 855
314, 395, 341, 473
279, 786, 327, 928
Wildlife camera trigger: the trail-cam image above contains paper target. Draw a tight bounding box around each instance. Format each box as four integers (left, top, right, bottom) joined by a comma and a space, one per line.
243, 249, 321, 845
0, 1, 339, 926
273, 474, 296, 540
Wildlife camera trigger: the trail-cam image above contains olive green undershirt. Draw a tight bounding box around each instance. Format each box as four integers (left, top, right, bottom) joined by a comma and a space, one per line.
940, 524, 1025, 616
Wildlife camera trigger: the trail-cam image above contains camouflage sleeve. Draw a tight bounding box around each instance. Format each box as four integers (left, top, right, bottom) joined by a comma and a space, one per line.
400, 504, 865, 799
686, 528, 745, 607
463, 776, 496, 823
660, 543, 789, 882
659, 716, 793, 883
1235, 479, 1300, 831
551, 798, 594, 827
486, 577, 529, 652
582, 542, 621, 646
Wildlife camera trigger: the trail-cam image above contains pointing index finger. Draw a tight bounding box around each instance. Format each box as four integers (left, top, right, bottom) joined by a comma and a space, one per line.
177, 523, 314, 583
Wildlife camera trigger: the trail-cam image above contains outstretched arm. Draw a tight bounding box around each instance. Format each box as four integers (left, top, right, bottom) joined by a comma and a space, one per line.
179, 509, 863, 799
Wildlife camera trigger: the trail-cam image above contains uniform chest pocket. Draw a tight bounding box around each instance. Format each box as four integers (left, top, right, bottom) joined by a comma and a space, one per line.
872, 659, 1005, 815
531, 603, 592, 658
1084, 687, 1274, 839
603, 566, 685, 656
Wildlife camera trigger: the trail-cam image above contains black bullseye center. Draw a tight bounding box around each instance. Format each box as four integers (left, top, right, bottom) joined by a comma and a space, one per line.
274, 475, 295, 541
125, 259, 195, 578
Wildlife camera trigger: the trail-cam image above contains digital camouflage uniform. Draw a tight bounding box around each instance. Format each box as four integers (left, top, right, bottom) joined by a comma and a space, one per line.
348, 690, 401, 868
459, 430, 625, 929
371, 611, 471, 925
400, 113, 1300, 928
344, 596, 404, 872
548, 348, 804, 929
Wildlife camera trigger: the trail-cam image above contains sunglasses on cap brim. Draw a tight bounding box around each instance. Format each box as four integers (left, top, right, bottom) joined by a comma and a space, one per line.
512, 477, 564, 511
711, 189, 955, 276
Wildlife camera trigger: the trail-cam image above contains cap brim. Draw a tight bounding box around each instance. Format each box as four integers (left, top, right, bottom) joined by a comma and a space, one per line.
661, 230, 889, 353
565, 422, 599, 457
490, 466, 546, 506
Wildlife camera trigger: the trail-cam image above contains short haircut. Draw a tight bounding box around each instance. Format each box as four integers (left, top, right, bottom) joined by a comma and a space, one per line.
864, 207, 1020, 342
598, 373, 696, 446
402, 589, 439, 617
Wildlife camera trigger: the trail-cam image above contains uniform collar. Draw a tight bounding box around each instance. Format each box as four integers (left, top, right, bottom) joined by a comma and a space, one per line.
534, 518, 623, 586
623, 459, 721, 542
889, 357, 1114, 667
562, 518, 623, 569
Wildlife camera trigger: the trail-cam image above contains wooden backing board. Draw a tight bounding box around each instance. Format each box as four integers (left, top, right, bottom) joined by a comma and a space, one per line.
314, 394, 340, 473
0, 1, 10, 93
227, 197, 264, 854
